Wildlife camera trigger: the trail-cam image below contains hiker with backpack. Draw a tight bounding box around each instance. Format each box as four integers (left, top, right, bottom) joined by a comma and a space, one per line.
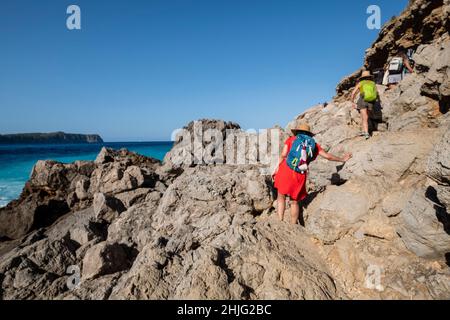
272, 122, 352, 225
385, 50, 414, 89
350, 70, 379, 140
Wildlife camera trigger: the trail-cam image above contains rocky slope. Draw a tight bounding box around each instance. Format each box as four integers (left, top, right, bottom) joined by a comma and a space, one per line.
0, 0, 449, 300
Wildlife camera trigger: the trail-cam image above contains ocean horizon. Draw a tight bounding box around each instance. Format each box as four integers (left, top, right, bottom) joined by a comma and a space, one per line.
0, 141, 173, 208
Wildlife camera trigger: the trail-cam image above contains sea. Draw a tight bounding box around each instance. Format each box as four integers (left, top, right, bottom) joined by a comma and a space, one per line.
0, 142, 173, 208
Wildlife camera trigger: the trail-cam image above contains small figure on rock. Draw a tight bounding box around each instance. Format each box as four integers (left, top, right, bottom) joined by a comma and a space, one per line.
272, 122, 352, 225
384, 49, 415, 89
351, 70, 379, 140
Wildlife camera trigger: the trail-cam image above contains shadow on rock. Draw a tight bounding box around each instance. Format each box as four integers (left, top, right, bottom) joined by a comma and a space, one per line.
31, 200, 70, 231
439, 97, 449, 114
426, 186, 450, 235
214, 248, 235, 284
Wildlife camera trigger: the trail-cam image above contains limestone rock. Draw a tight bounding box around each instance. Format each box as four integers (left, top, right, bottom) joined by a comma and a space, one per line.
75, 177, 90, 201
396, 187, 450, 259
93, 193, 126, 224
114, 188, 153, 208
305, 183, 371, 244
427, 128, 450, 185
60, 274, 122, 300
382, 190, 414, 217
427, 127, 450, 209
82, 242, 130, 280
161, 119, 241, 173
107, 199, 160, 250
95, 147, 115, 164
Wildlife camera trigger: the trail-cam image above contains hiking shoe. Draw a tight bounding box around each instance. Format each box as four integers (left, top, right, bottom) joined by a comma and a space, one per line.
363, 133, 370, 140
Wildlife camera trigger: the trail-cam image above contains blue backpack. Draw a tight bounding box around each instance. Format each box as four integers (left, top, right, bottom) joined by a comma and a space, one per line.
286, 134, 317, 174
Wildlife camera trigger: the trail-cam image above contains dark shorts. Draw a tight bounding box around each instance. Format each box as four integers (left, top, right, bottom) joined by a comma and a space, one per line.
357, 96, 374, 111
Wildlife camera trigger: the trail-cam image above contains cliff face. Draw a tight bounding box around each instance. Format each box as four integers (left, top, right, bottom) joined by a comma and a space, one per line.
0, 132, 103, 144
0, 0, 449, 300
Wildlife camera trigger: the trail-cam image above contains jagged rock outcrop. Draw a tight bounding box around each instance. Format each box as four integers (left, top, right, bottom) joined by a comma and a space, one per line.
160, 119, 286, 178
0, 0, 449, 300
427, 128, 450, 208
0, 148, 160, 240
160, 119, 241, 173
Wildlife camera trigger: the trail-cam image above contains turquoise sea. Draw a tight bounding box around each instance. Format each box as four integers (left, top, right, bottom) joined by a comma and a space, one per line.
0, 142, 173, 208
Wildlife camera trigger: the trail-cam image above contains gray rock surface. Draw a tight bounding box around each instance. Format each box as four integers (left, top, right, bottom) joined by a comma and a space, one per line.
82, 242, 130, 280
93, 193, 126, 224
396, 187, 450, 259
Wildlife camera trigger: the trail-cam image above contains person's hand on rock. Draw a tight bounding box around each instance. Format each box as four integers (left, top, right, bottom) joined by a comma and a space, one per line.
342, 153, 353, 162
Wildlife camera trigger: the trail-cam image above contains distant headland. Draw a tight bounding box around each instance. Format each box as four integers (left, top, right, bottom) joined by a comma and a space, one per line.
0, 132, 104, 144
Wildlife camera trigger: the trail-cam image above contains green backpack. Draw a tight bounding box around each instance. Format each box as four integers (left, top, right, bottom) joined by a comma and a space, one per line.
360, 80, 378, 102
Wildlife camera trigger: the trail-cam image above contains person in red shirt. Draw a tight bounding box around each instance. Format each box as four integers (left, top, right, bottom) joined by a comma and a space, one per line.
273, 122, 352, 225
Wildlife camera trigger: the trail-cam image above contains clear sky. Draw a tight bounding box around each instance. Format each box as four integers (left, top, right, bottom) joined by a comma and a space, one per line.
0, 0, 408, 141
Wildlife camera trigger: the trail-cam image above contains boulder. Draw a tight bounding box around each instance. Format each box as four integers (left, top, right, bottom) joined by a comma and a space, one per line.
305, 183, 371, 244
93, 193, 126, 224
0, 236, 77, 288
29, 160, 76, 190
95, 148, 115, 164
0, 256, 63, 300
417, 35, 450, 101
89, 164, 158, 195
153, 165, 273, 233
75, 177, 90, 201
427, 128, 450, 185
397, 187, 450, 259
427, 127, 450, 209
162, 119, 241, 172
59, 274, 122, 300
0, 158, 97, 239
74, 161, 96, 177
0, 194, 70, 240
82, 242, 130, 280
70, 227, 95, 246
114, 188, 153, 208
339, 130, 437, 186
107, 198, 160, 249
382, 190, 414, 217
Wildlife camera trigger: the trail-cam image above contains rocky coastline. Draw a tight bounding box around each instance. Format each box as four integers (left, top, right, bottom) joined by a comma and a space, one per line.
0, 0, 449, 300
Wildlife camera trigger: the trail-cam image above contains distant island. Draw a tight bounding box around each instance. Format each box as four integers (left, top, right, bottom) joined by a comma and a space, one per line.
0, 132, 104, 144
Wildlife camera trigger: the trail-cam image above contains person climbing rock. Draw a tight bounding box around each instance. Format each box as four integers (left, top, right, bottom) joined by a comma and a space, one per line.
272, 122, 352, 225
385, 50, 415, 89
351, 70, 379, 140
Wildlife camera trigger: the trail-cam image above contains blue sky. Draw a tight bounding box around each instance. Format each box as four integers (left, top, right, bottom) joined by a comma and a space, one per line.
0, 0, 408, 141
